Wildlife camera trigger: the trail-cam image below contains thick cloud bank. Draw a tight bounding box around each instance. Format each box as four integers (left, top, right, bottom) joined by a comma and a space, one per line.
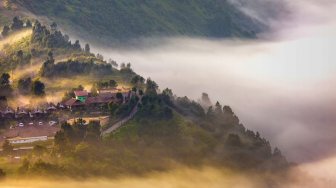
92, 0, 336, 164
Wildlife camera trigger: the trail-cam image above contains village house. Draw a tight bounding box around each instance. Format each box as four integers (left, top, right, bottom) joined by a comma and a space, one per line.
57, 103, 66, 109
31, 108, 45, 119
2, 107, 15, 119
0, 102, 65, 120
74, 90, 89, 103
16, 107, 29, 119
46, 103, 57, 113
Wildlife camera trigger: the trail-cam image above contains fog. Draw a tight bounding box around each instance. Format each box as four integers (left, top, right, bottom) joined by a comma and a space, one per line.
2, 0, 333, 187
2, 165, 335, 188
90, 0, 336, 164
0, 168, 263, 188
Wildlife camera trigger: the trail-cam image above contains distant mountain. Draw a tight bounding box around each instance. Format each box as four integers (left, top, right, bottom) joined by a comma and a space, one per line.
14, 0, 266, 43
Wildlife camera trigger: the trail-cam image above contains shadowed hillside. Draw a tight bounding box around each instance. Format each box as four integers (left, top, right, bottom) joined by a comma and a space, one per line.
14, 0, 266, 44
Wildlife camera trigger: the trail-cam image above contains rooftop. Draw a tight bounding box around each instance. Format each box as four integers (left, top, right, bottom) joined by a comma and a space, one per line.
74, 90, 89, 97
64, 98, 85, 106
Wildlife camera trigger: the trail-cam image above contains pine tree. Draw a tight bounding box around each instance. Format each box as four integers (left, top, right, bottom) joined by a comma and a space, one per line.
26, 20, 32, 28
10, 17, 23, 30
74, 40, 81, 49
85, 43, 90, 53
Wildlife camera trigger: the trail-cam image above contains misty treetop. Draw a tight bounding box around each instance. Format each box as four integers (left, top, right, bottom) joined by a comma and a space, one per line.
40, 58, 114, 77
0, 19, 88, 73
1, 16, 31, 37
31, 20, 80, 49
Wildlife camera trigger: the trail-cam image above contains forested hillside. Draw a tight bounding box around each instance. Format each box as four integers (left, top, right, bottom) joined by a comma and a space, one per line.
14, 0, 266, 43
0, 20, 289, 180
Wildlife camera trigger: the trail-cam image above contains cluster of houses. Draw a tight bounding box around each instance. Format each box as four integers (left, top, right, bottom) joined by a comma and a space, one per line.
0, 88, 133, 120
63, 89, 132, 111
0, 103, 65, 120
0, 88, 134, 147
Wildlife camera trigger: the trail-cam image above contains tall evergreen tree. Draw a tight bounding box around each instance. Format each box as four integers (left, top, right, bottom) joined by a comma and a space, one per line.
10, 17, 24, 30
74, 40, 81, 49
85, 43, 90, 53
25, 20, 32, 28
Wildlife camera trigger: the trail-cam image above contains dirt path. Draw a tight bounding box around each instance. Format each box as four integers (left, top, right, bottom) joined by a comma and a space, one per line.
101, 101, 139, 136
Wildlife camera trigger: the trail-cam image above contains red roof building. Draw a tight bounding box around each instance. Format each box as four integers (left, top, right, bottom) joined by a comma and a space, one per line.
74, 90, 89, 103
74, 90, 89, 97
63, 90, 132, 110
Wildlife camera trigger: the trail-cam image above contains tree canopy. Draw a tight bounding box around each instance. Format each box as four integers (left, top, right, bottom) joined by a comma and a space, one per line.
32, 79, 45, 96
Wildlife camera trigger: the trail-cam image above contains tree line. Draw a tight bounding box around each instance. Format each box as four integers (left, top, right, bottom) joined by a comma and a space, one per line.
1, 16, 32, 37
0, 72, 46, 107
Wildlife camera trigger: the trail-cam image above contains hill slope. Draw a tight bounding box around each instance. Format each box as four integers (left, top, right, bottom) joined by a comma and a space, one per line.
14, 0, 266, 43
0, 20, 289, 183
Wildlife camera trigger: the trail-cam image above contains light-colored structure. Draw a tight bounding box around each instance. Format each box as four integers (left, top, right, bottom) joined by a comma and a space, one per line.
7, 136, 49, 144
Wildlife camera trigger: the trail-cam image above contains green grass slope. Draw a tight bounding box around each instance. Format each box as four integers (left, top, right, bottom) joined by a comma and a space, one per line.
15, 0, 266, 43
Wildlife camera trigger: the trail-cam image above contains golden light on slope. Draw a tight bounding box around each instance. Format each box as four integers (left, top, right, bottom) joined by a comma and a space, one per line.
0, 29, 32, 50
1, 167, 264, 188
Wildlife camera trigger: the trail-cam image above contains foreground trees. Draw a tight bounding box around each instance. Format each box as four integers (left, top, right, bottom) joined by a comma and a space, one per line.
54, 120, 101, 155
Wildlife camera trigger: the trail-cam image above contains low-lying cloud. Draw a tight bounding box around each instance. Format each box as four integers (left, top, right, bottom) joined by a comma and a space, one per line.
2, 164, 336, 188
1, 0, 335, 187
90, 0, 336, 163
